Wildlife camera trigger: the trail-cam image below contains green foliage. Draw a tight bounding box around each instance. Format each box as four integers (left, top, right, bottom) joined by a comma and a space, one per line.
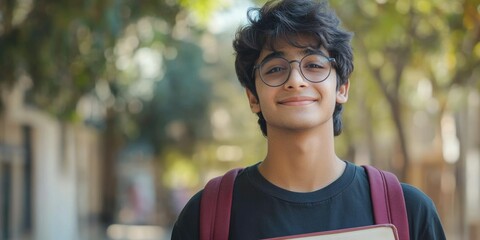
0, 0, 193, 118
162, 148, 200, 188
138, 40, 212, 155
0, 0, 227, 156
331, 0, 479, 175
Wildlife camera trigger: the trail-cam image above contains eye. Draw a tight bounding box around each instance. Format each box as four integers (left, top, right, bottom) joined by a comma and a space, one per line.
302, 54, 329, 72
265, 66, 287, 75
303, 61, 327, 73
261, 58, 289, 75
304, 62, 325, 69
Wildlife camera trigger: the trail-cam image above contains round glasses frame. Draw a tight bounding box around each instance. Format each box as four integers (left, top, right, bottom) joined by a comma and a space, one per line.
253, 53, 336, 87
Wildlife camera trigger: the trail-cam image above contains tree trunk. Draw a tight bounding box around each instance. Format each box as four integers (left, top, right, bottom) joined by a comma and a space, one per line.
101, 108, 121, 224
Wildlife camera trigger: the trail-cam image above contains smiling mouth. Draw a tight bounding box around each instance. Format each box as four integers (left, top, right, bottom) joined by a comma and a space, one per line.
278, 96, 318, 106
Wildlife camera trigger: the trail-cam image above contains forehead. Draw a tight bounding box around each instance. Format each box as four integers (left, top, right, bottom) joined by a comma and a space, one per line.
258, 35, 327, 61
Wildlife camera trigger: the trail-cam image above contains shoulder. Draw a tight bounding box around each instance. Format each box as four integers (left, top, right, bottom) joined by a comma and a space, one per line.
401, 183, 442, 223
401, 183, 436, 212
401, 183, 446, 240
171, 190, 202, 240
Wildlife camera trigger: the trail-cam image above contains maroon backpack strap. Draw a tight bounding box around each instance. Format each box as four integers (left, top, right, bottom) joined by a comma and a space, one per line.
199, 168, 242, 240
363, 165, 410, 240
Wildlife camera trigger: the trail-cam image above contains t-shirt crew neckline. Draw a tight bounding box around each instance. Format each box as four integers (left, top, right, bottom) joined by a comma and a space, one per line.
245, 161, 357, 204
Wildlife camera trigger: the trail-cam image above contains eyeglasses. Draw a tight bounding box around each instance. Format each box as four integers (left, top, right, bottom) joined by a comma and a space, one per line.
253, 53, 336, 87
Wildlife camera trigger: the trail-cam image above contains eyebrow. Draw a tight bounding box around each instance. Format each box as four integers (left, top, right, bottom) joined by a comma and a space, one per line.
302, 48, 325, 55
258, 47, 328, 64
258, 51, 284, 64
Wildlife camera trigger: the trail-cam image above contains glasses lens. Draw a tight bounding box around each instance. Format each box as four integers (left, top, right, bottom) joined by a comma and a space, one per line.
300, 54, 331, 82
259, 58, 290, 86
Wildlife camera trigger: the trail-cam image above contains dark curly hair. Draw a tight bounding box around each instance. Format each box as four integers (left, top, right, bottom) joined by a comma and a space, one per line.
233, 0, 354, 136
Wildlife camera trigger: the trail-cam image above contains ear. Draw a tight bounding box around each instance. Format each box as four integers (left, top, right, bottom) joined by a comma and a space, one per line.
246, 89, 261, 113
336, 81, 349, 104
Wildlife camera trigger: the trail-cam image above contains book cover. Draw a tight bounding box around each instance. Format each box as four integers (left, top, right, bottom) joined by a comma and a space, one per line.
264, 224, 399, 240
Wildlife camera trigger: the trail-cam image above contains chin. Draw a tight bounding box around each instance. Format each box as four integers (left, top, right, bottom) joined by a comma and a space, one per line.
276, 121, 324, 131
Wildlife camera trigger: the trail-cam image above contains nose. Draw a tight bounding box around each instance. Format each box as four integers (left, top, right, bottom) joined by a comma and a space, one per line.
284, 61, 308, 89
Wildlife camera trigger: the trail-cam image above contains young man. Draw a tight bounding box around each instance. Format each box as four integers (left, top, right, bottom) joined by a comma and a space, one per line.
172, 0, 446, 239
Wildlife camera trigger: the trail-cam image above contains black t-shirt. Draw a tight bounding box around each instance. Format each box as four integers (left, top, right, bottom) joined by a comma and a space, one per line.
172, 161, 446, 239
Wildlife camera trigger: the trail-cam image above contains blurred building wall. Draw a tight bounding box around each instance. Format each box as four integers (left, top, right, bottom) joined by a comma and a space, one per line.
461, 90, 480, 240
0, 80, 103, 240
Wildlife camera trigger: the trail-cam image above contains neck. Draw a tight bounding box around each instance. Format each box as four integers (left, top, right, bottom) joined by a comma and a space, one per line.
259, 126, 345, 192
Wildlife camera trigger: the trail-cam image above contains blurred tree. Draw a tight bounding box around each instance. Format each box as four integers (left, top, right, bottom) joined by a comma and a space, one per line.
0, 0, 225, 117
138, 41, 212, 154
332, 0, 480, 181
0, 0, 178, 116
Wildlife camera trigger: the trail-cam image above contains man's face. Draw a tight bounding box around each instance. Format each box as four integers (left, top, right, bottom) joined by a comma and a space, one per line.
246, 35, 349, 135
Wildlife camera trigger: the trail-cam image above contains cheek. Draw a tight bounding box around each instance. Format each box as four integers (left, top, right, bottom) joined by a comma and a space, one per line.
254, 83, 272, 105
315, 83, 337, 98
256, 92, 277, 118
257, 93, 272, 110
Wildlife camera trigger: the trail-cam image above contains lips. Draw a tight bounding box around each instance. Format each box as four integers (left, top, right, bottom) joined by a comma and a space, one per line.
277, 96, 318, 106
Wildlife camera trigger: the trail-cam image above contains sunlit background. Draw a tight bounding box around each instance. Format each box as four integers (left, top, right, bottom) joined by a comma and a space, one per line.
0, 0, 479, 239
